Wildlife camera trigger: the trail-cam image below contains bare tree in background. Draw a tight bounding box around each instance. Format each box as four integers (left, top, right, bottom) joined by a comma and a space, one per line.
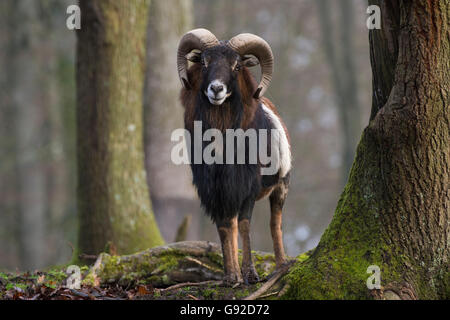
317, 0, 362, 185
143, 0, 200, 242
76, 0, 163, 257
0, 0, 76, 270
0, 0, 19, 270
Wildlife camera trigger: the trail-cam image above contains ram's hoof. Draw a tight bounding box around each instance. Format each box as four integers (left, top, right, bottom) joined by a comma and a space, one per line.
223, 272, 243, 286
241, 266, 260, 284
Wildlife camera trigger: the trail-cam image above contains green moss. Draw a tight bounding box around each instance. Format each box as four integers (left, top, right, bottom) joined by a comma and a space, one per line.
206, 251, 224, 267
6, 283, 28, 291
84, 247, 222, 286
80, 265, 89, 273
235, 288, 251, 299
296, 252, 310, 263
201, 288, 217, 299
253, 252, 276, 279
82, 272, 97, 286
101, 255, 125, 282
0, 272, 9, 281
154, 252, 180, 272
46, 270, 67, 283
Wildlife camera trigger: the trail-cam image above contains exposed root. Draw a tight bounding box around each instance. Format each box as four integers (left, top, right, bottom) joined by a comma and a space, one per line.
83, 241, 278, 289
244, 261, 294, 300
159, 280, 223, 293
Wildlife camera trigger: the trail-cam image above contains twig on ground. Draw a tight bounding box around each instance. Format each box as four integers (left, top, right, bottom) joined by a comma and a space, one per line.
184, 256, 223, 273
258, 291, 279, 299
232, 282, 241, 289
69, 289, 94, 299
78, 253, 98, 261
159, 280, 223, 293
244, 261, 294, 300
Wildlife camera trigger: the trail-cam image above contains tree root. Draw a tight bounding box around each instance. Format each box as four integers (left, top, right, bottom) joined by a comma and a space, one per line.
244, 261, 294, 300
159, 280, 223, 293
84, 241, 278, 289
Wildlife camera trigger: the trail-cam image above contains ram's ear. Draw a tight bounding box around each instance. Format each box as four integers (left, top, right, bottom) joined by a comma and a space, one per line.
186, 50, 202, 63
242, 55, 259, 67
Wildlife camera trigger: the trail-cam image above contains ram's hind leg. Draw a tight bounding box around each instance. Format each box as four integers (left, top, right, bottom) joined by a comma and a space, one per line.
217, 216, 242, 285
269, 176, 289, 269
238, 199, 259, 284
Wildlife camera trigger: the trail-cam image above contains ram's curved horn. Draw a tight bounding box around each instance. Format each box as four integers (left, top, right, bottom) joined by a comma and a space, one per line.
177, 28, 220, 89
228, 33, 274, 99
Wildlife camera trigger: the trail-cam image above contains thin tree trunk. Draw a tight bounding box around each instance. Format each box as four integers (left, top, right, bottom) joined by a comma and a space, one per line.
47, 0, 78, 263
285, 0, 449, 299
4, 0, 48, 270
76, 0, 163, 257
0, 0, 18, 270
145, 0, 193, 200
317, 0, 362, 184
339, 0, 361, 181
143, 0, 199, 242
0, 0, 77, 270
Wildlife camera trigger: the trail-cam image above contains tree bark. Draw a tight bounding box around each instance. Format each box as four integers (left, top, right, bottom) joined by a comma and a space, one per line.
284, 0, 449, 299
76, 0, 163, 257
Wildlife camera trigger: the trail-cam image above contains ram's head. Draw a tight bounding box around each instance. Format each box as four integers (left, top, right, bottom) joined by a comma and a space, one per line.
177, 28, 274, 105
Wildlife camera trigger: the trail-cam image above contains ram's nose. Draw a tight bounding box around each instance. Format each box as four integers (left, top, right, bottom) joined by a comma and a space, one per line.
210, 83, 224, 96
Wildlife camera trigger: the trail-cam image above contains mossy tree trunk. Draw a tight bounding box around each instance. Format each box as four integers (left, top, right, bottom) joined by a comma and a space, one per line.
76, 0, 163, 257
284, 0, 449, 299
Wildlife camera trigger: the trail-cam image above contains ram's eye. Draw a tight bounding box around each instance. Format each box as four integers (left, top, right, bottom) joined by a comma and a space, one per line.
202, 57, 210, 68
234, 64, 241, 72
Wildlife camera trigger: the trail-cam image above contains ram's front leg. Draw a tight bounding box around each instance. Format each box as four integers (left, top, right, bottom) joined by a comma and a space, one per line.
216, 216, 242, 285
238, 199, 259, 284
239, 218, 260, 284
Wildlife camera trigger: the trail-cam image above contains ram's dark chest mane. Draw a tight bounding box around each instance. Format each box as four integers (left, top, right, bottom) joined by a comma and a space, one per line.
188, 94, 276, 221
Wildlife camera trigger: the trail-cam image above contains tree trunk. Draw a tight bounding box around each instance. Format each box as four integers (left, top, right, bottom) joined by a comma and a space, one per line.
143, 0, 200, 242
76, 0, 163, 257
0, 0, 21, 270
0, 0, 77, 270
2, 0, 49, 270
317, 0, 362, 185
284, 0, 449, 299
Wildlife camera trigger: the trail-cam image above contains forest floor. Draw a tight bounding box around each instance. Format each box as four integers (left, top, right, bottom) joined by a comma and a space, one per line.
0, 241, 300, 300
0, 269, 278, 300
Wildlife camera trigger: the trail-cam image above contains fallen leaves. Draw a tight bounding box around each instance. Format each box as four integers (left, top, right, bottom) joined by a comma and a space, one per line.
0, 267, 274, 300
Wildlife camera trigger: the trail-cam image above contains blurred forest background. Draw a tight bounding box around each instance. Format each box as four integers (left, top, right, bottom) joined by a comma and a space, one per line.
0, 0, 372, 271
